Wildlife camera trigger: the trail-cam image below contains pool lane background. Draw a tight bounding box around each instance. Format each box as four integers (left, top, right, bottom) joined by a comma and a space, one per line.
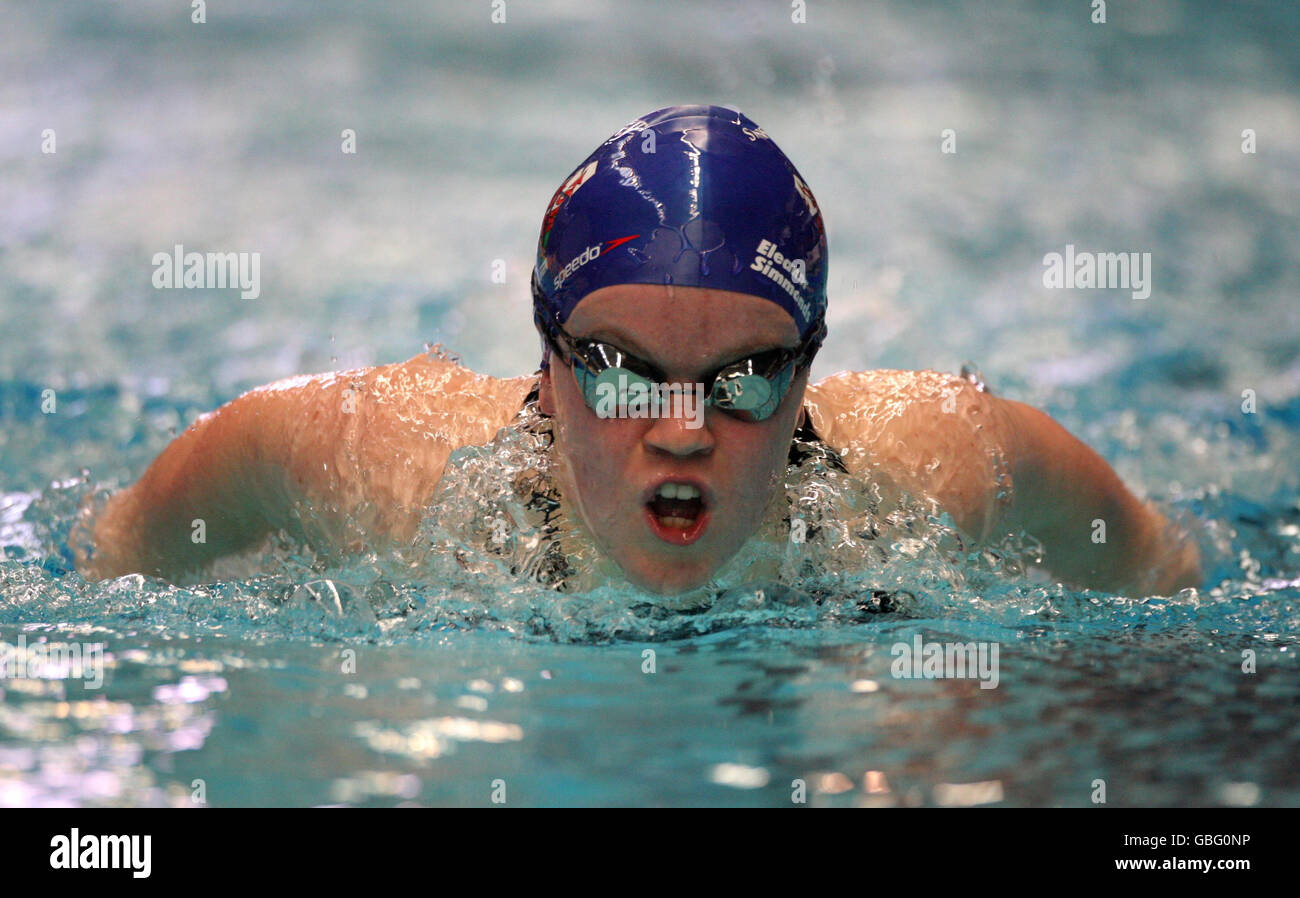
1, 0, 1298, 806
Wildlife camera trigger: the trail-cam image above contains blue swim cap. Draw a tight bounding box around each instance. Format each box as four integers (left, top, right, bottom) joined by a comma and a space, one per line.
532, 104, 828, 368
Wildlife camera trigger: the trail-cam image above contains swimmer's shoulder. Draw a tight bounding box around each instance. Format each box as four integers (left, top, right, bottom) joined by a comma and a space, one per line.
241, 350, 534, 469
359, 351, 536, 429
804, 368, 1014, 540
804, 368, 1003, 455
247, 352, 535, 546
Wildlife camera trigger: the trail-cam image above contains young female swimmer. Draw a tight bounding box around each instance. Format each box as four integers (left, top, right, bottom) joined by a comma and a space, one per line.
75, 105, 1202, 597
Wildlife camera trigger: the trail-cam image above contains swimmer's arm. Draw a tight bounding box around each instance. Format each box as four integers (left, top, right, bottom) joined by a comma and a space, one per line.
993, 398, 1203, 595
77, 355, 534, 582
75, 390, 290, 582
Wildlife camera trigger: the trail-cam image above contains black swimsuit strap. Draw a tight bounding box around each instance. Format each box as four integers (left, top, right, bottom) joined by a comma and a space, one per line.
789, 410, 850, 474
520, 378, 542, 408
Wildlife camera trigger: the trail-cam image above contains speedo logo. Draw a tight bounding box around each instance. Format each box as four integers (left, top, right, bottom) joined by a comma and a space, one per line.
553, 234, 639, 289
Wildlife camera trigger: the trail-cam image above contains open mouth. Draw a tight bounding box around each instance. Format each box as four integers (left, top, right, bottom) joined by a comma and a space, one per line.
645, 481, 710, 545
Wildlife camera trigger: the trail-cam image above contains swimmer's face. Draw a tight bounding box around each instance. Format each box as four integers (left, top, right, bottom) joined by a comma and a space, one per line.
539, 284, 809, 595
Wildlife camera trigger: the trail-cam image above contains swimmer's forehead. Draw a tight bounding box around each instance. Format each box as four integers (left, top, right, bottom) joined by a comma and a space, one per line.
578, 326, 795, 367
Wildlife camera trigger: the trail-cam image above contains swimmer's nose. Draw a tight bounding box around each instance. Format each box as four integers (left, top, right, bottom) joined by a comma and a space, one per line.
642, 406, 715, 457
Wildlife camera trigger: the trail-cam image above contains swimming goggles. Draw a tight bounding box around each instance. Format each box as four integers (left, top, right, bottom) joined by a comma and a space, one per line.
534, 305, 825, 423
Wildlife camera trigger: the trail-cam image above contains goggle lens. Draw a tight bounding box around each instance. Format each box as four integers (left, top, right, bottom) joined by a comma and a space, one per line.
570, 344, 798, 423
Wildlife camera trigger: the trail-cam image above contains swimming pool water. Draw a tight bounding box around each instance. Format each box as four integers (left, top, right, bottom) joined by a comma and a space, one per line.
1, 0, 1298, 806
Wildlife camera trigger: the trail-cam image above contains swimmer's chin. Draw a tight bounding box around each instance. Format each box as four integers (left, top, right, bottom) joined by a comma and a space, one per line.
570, 545, 723, 598
625, 569, 718, 598
611, 544, 782, 599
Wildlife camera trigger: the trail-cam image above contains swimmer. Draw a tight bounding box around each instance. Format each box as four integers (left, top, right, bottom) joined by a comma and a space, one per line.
74, 105, 1203, 597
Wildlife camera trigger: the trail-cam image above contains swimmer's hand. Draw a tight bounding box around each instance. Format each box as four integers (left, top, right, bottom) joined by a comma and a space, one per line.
74, 354, 534, 583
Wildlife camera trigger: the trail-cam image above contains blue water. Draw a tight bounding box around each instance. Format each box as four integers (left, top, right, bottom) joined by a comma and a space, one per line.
2, 0, 1298, 806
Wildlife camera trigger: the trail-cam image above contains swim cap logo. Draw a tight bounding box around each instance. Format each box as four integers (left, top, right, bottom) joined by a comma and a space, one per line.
554, 234, 640, 289
541, 160, 599, 248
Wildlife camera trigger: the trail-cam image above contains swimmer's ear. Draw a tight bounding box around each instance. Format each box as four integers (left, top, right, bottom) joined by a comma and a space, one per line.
538, 367, 557, 416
